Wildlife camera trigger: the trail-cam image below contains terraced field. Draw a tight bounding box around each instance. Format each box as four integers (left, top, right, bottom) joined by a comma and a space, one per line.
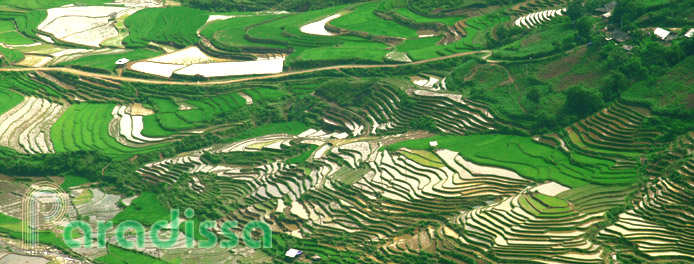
0, 0, 692, 263
51, 103, 166, 159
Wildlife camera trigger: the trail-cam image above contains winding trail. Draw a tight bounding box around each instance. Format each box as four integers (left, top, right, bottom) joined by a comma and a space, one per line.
0, 50, 493, 86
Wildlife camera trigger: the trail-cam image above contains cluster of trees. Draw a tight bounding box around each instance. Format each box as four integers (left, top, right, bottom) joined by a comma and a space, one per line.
0, 148, 110, 180
182, 0, 367, 12
314, 79, 374, 107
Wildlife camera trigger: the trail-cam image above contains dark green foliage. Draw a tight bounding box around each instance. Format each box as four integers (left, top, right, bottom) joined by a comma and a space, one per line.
564, 85, 604, 117
314, 79, 373, 107
0, 147, 110, 181
409, 115, 437, 132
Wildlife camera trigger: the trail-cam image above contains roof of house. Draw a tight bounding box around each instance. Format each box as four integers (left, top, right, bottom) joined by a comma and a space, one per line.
654, 28, 671, 40
115, 58, 130, 65
609, 30, 629, 43
685, 28, 694, 38
596, 1, 617, 13
285, 249, 302, 258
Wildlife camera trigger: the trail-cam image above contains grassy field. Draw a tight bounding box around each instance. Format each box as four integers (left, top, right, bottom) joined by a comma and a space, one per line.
0, 88, 23, 114
232, 121, 309, 141
110, 192, 169, 226
0, 45, 22, 62
142, 94, 250, 133
387, 134, 639, 187
124, 7, 208, 48
331, 2, 418, 38
393, 7, 462, 25
0, 20, 34, 44
51, 103, 167, 159
200, 14, 287, 49
60, 175, 89, 190
622, 56, 694, 114
58, 49, 162, 72
286, 144, 318, 164
0, 0, 108, 9
288, 46, 388, 64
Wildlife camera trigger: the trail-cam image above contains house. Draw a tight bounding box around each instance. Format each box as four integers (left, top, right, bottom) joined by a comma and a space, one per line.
622, 44, 633, 52
596, 1, 617, 17
608, 30, 629, 43
115, 58, 130, 65
429, 141, 438, 148
285, 248, 302, 258
654, 28, 671, 40
686, 28, 694, 38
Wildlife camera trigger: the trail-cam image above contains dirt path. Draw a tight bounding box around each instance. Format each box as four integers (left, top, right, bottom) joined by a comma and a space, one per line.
0, 50, 493, 86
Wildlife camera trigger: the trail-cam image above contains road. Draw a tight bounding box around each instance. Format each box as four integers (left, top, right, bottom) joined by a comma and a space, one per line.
0, 50, 492, 86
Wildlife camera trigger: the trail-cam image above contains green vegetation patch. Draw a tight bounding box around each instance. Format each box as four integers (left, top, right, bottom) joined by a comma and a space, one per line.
0, 45, 23, 62
60, 175, 90, 190
124, 7, 208, 48
0, 31, 34, 45
0, 88, 23, 115
59, 49, 162, 72
95, 245, 168, 264
51, 103, 167, 160
332, 2, 418, 38
0, 0, 109, 9
111, 192, 169, 226
200, 14, 287, 49
387, 134, 638, 187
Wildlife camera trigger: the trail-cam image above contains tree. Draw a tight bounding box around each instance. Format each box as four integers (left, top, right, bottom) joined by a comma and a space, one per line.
409, 115, 437, 132
575, 16, 592, 39
564, 85, 604, 116
601, 71, 630, 100
565, 0, 585, 20
526, 88, 541, 103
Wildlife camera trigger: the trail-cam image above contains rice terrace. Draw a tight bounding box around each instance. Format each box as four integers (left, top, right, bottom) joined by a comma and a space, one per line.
0, 0, 692, 263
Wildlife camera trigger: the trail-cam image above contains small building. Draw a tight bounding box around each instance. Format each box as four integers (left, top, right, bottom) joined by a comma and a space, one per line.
596, 1, 617, 17
608, 30, 630, 43
115, 58, 129, 65
654, 28, 671, 40
622, 44, 633, 52
285, 248, 302, 258
429, 141, 438, 148
685, 28, 694, 38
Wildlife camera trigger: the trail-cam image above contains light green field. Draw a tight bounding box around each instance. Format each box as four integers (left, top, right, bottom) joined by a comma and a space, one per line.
124, 7, 208, 48
387, 134, 639, 187
110, 192, 169, 226
0, 0, 108, 9
200, 14, 287, 49
51, 103, 167, 159
0, 88, 23, 115
58, 49, 162, 72
332, 2, 418, 38
60, 175, 90, 190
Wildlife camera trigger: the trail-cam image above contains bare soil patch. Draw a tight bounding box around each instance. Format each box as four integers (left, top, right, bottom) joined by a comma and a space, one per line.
130, 103, 155, 115
686, 94, 694, 109
539, 47, 584, 80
